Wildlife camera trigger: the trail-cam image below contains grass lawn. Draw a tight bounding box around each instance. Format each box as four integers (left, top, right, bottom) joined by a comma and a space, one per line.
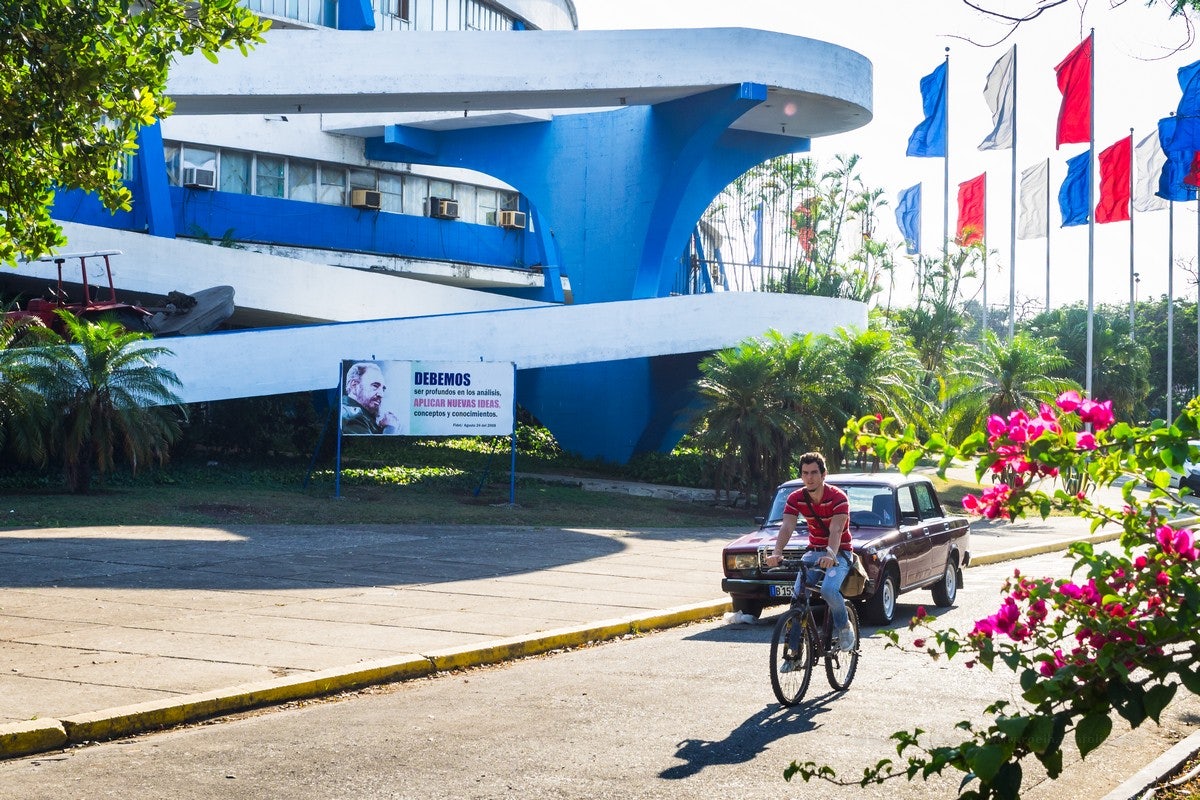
0, 432, 987, 530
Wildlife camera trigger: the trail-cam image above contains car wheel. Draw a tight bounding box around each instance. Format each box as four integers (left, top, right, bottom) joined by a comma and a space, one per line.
863, 566, 898, 625
931, 557, 958, 607
731, 597, 764, 619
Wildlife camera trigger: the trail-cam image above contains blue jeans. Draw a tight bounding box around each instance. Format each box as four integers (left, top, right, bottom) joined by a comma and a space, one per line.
794, 550, 852, 632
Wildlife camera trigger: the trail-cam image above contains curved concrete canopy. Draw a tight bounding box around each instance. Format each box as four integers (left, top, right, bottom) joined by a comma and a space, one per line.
167, 28, 872, 139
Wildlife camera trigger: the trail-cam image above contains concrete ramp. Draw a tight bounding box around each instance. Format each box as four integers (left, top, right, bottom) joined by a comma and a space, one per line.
150, 292, 867, 403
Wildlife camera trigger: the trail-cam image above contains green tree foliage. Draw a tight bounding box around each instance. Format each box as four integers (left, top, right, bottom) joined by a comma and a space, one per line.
942, 331, 1079, 445
694, 326, 927, 505
0, 0, 269, 264
1022, 304, 1151, 421
18, 311, 184, 492
1131, 294, 1199, 418
890, 247, 981, 402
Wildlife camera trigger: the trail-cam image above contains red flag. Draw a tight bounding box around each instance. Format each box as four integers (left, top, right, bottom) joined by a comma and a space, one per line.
1096, 136, 1131, 223
956, 173, 986, 246
1186, 152, 1200, 188
1055, 36, 1092, 148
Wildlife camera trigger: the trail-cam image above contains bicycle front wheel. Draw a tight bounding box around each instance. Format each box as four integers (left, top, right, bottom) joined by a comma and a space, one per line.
770, 608, 815, 706
825, 602, 860, 691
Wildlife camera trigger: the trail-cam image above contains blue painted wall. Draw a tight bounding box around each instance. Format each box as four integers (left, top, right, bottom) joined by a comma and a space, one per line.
366, 86, 808, 462
52, 186, 529, 269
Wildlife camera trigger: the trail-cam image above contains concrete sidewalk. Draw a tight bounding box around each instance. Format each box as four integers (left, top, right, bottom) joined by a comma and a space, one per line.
0, 498, 1122, 761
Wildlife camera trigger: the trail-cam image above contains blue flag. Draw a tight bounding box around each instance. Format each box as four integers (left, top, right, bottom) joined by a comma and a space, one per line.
895, 184, 921, 254
1058, 150, 1091, 227
1157, 116, 1199, 202
1166, 60, 1200, 153
906, 62, 948, 158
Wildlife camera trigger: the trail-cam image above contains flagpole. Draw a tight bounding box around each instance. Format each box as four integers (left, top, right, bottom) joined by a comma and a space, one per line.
1129, 127, 1136, 337
1008, 45, 1019, 341
944, 47, 951, 261
1085, 29, 1096, 398
1169, 200, 1175, 420
1045, 156, 1051, 311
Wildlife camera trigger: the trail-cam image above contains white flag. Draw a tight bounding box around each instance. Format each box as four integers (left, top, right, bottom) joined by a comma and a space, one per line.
1017, 160, 1048, 240
978, 46, 1016, 151
1133, 130, 1170, 213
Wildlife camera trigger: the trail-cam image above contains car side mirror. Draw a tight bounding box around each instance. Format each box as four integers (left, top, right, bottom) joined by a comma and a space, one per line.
899, 512, 921, 525
754, 516, 766, 527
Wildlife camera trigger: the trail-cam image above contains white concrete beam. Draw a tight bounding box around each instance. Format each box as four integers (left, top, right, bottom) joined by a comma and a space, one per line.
148, 292, 868, 403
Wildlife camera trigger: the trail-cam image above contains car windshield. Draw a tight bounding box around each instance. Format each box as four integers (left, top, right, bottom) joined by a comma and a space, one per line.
765, 483, 897, 527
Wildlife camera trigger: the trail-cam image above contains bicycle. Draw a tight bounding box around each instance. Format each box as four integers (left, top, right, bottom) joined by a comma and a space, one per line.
768, 562, 860, 706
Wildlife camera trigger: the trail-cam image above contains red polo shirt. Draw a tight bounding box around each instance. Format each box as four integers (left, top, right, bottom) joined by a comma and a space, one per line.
784, 484, 852, 551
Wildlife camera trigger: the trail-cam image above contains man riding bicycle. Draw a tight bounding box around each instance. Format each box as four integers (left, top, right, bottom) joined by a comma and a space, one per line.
764, 451, 856, 652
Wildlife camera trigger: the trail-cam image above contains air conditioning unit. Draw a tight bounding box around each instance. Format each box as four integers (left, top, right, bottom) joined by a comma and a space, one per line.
350, 189, 382, 210
429, 197, 459, 220
182, 167, 217, 190
498, 210, 527, 230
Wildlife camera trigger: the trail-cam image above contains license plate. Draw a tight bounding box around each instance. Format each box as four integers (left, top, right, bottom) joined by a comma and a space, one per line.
769, 584, 794, 598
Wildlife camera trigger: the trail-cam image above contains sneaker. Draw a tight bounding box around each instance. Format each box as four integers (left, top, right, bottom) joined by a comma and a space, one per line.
779, 658, 797, 673
837, 626, 857, 652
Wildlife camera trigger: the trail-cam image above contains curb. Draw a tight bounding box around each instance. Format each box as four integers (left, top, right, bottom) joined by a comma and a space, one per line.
1100, 728, 1200, 800
0, 598, 731, 761
968, 529, 1124, 567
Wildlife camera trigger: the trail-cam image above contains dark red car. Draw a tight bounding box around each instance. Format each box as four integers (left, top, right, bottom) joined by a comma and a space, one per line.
721, 473, 971, 624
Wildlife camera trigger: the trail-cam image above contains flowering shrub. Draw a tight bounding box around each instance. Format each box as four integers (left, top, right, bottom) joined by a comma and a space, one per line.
784, 393, 1200, 800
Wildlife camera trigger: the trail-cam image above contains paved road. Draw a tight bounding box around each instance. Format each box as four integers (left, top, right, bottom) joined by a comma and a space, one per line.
0, 548, 1193, 800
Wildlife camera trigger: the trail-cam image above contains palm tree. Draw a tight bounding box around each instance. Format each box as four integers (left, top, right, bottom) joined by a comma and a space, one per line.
832, 325, 932, 432
695, 330, 846, 509
695, 335, 800, 509
942, 331, 1079, 446
20, 310, 184, 493
0, 316, 54, 467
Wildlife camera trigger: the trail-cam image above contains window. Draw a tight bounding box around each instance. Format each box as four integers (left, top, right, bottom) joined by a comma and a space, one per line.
255, 155, 285, 198
318, 166, 346, 205
897, 487, 916, 521
288, 160, 317, 202
163, 144, 181, 186
403, 174, 429, 216
914, 484, 941, 520
476, 187, 498, 225
455, 184, 477, 223
183, 146, 217, 173
379, 173, 403, 213
220, 151, 252, 194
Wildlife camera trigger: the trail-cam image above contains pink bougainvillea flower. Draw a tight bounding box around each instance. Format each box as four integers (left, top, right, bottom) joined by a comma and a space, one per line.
987, 415, 1008, 438
1076, 431, 1097, 450
913, 638, 926, 648
1157, 526, 1199, 561
1078, 399, 1115, 430
1056, 390, 1082, 412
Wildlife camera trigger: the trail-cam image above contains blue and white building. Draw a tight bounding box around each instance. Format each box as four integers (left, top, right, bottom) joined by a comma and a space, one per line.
26, 1, 874, 462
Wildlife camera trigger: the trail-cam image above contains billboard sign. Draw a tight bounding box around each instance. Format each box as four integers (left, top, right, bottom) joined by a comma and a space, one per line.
340, 359, 515, 437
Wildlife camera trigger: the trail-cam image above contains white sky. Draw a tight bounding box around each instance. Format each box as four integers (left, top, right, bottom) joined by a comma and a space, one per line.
572, 0, 1200, 313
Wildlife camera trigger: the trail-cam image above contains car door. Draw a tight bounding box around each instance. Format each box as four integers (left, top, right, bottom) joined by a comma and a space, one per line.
894, 484, 931, 589
912, 481, 950, 582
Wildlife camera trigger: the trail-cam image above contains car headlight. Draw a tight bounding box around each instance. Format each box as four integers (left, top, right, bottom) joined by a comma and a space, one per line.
725, 553, 759, 571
